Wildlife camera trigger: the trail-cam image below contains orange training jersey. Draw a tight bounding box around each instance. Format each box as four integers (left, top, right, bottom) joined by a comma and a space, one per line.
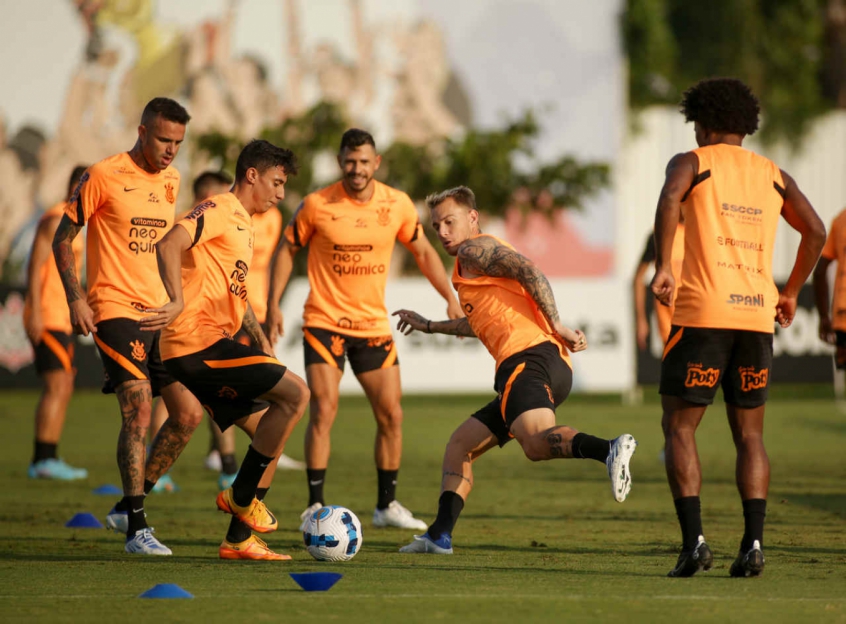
24, 202, 84, 333
285, 180, 421, 337
160, 193, 254, 360
655, 223, 686, 342
64, 152, 180, 323
452, 235, 573, 371
246, 207, 282, 324
821, 208, 846, 331
672, 144, 783, 333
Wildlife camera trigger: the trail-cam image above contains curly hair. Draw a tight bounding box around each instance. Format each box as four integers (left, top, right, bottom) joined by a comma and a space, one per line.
680, 78, 760, 136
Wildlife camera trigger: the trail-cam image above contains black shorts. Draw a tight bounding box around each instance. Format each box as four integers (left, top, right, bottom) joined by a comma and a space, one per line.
303, 327, 398, 375
835, 331, 846, 369
660, 325, 773, 408
164, 338, 287, 431
33, 330, 75, 375
94, 318, 177, 396
472, 341, 573, 447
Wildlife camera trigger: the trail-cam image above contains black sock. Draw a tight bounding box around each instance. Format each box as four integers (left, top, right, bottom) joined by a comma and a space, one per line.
376, 469, 398, 510
33, 440, 57, 463
256, 487, 269, 501
226, 517, 253, 543
143, 479, 155, 495
115, 497, 128, 512
741, 498, 767, 551
571, 433, 610, 462
126, 495, 148, 536
231, 445, 274, 507
674, 496, 703, 551
427, 491, 465, 540
307, 469, 326, 506
221, 453, 238, 475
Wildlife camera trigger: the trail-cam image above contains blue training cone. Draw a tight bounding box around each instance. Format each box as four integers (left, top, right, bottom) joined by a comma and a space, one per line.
92, 484, 122, 495
65, 512, 104, 528
289, 572, 343, 592
138, 584, 194, 599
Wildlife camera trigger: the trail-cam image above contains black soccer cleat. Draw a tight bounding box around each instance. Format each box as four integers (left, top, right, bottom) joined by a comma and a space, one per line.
729, 540, 765, 578
667, 536, 714, 578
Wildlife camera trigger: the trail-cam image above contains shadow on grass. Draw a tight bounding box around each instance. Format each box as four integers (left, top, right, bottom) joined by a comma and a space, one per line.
780, 492, 846, 518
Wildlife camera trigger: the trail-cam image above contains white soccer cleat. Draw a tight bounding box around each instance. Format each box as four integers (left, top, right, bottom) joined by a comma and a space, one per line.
399, 533, 453, 555
373, 500, 427, 530
105, 505, 128, 534
606, 434, 637, 503
125, 528, 172, 555
204, 450, 222, 472
276, 453, 306, 471
298, 502, 324, 532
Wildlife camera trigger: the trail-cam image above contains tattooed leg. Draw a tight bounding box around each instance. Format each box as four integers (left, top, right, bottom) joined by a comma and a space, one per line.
116, 380, 154, 496
146, 382, 204, 482
510, 407, 580, 461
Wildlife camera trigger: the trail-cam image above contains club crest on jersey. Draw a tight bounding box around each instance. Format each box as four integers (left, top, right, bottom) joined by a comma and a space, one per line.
164, 183, 175, 204
130, 340, 147, 362
331, 335, 346, 357
218, 386, 238, 399
376, 206, 391, 226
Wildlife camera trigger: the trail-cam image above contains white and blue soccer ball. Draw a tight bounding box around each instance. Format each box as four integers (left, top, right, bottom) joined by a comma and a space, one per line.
303, 505, 363, 561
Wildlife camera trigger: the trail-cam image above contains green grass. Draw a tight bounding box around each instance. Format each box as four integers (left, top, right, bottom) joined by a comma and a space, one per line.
1, 390, 845, 623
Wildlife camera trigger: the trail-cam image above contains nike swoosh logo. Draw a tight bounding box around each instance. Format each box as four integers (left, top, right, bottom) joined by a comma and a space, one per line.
260, 463, 269, 467
331, 215, 344, 220
124, 187, 138, 192
132, 508, 144, 513
237, 226, 246, 231
309, 480, 323, 486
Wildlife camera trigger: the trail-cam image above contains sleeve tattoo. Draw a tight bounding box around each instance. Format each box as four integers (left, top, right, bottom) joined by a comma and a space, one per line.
457, 237, 560, 325
242, 303, 269, 348
52, 216, 84, 303
431, 317, 476, 337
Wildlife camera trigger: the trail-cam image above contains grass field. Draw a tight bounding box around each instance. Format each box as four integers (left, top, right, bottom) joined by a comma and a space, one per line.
1, 388, 845, 623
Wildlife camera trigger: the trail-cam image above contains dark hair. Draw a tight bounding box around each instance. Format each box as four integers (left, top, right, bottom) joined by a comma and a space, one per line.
339, 128, 376, 153
67, 165, 88, 197
680, 78, 760, 136
235, 139, 299, 182
192, 170, 233, 199
425, 186, 477, 212
140, 97, 191, 127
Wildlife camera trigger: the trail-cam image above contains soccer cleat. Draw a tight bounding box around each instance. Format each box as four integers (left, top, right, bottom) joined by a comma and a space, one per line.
216, 488, 278, 533
218, 472, 238, 491
204, 450, 223, 471
729, 540, 765, 578
298, 502, 324, 532
106, 504, 128, 533
151, 474, 179, 493
667, 535, 714, 577
276, 453, 306, 471
27, 458, 88, 481
399, 532, 453, 554
373, 500, 428, 530
125, 528, 172, 555
219, 535, 291, 560
606, 434, 637, 502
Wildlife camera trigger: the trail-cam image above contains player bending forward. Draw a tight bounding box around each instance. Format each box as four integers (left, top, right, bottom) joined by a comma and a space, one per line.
393, 186, 637, 554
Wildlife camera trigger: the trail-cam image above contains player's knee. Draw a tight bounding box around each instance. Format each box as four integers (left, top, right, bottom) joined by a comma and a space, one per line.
176, 403, 205, 429
287, 377, 311, 420
522, 442, 547, 462
375, 405, 403, 432
310, 394, 338, 422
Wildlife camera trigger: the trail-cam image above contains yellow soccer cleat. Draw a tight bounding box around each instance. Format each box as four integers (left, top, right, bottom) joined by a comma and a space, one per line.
216, 488, 278, 533
219, 535, 291, 561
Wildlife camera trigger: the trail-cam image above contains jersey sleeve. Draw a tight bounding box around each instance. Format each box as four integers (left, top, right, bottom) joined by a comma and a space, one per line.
64, 168, 104, 226
396, 194, 422, 244
283, 200, 314, 247
639, 233, 656, 264
177, 199, 230, 248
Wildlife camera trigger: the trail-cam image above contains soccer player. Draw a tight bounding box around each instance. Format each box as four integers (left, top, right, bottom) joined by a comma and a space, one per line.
267, 128, 462, 531
52, 97, 205, 555
650, 78, 825, 578
24, 165, 89, 480
394, 186, 637, 555
145, 139, 309, 561
813, 208, 846, 376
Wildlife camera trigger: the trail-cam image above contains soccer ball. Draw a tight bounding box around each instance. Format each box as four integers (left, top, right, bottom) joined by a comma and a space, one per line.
303, 505, 363, 561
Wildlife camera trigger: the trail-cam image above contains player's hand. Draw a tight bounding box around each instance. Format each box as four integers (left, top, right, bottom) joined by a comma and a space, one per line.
446, 298, 463, 320
139, 300, 184, 332
24, 310, 44, 345
776, 291, 798, 328
393, 309, 429, 336
650, 268, 675, 307
818, 316, 835, 345
636, 317, 650, 351
267, 306, 284, 343
69, 299, 97, 336
556, 323, 587, 352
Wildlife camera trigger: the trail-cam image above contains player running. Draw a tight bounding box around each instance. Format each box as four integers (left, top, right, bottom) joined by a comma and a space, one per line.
267, 128, 462, 531
813, 208, 846, 378
145, 140, 309, 561
52, 98, 205, 555
651, 78, 825, 578
394, 186, 637, 555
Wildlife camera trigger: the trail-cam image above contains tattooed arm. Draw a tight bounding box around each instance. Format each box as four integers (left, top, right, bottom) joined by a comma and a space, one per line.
455, 236, 587, 352
52, 214, 96, 335
393, 309, 476, 337
243, 303, 274, 356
